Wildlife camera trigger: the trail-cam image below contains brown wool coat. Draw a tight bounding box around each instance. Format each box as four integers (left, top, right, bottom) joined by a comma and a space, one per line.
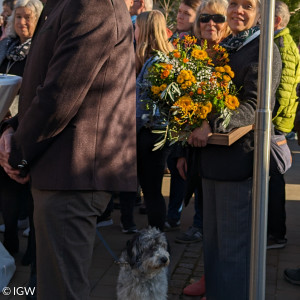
9, 0, 137, 191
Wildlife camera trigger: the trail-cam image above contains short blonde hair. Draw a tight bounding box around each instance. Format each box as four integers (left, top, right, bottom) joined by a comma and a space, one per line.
193, 0, 231, 41
6, 0, 43, 38
136, 10, 173, 67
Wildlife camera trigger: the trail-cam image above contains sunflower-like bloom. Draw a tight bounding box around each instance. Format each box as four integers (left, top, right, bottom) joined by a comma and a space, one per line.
151, 86, 161, 95
197, 105, 210, 119
191, 49, 208, 60
180, 70, 190, 80
177, 75, 184, 84
225, 95, 240, 110
175, 95, 193, 108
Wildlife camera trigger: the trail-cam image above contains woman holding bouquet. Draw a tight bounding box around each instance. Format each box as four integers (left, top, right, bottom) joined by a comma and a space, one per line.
135, 10, 174, 231
179, 0, 282, 298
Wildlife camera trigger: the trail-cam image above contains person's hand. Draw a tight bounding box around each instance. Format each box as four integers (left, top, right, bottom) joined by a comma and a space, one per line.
0, 127, 30, 184
187, 120, 212, 148
177, 157, 187, 180
0, 127, 14, 166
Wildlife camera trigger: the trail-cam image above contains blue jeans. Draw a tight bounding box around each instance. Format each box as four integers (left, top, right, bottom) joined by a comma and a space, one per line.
166, 154, 203, 229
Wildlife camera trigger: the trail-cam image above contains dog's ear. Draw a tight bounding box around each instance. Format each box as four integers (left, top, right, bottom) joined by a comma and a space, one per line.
126, 234, 141, 267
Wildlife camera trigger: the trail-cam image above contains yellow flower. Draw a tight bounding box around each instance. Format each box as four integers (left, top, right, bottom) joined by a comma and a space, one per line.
225, 95, 240, 110
185, 81, 192, 87
151, 86, 161, 95
177, 75, 184, 84
215, 66, 225, 73
181, 83, 188, 89
205, 101, 212, 112
223, 65, 232, 73
223, 75, 231, 82
180, 70, 190, 80
191, 49, 208, 60
160, 84, 167, 91
228, 71, 235, 78
175, 95, 193, 108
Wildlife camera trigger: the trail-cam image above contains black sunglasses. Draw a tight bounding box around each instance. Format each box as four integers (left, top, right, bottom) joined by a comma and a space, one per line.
199, 14, 226, 24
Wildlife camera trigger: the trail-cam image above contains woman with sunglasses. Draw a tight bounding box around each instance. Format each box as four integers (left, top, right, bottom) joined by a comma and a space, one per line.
179, 0, 282, 298
180, 0, 230, 298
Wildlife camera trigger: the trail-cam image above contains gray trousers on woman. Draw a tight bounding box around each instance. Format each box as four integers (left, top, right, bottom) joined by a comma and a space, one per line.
32, 189, 111, 300
202, 178, 252, 300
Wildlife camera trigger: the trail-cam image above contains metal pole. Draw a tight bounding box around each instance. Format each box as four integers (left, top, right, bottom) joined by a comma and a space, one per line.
250, 0, 276, 299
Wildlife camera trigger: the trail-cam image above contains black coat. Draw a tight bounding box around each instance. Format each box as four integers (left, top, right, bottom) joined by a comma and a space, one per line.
199, 36, 282, 181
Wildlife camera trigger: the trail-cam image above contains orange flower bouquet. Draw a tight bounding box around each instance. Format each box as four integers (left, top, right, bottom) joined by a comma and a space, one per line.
143, 35, 240, 149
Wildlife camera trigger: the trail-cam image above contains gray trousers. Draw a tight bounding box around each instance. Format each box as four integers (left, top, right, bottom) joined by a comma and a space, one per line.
32, 189, 111, 300
202, 178, 252, 300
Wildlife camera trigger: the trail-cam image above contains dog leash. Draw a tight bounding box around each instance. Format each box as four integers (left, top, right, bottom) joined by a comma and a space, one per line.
95, 229, 128, 265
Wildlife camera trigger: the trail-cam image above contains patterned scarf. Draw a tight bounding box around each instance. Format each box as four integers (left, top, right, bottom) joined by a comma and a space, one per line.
6, 38, 31, 61
221, 26, 260, 53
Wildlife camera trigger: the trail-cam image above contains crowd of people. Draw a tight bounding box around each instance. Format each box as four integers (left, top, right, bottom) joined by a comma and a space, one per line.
0, 0, 299, 299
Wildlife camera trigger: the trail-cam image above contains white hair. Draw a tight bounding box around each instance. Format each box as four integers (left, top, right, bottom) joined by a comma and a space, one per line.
144, 0, 153, 11
275, 0, 290, 27
6, 0, 43, 38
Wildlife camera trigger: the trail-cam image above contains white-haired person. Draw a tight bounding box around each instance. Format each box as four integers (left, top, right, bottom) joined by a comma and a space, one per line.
0, 1, 43, 298
178, 0, 282, 298
0, 0, 43, 76
180, 0, 230, 296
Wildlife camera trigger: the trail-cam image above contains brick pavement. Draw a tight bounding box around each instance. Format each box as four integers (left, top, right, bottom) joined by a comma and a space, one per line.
0, 140, 300, 299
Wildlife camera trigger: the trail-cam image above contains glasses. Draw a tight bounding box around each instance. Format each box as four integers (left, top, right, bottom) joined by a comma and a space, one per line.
199, 14, 226, 24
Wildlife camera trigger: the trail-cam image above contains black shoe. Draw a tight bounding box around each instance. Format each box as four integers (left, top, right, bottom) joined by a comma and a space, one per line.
284, 268, 300, 285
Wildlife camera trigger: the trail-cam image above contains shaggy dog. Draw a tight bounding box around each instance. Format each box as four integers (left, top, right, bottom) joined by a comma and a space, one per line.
117, 227, 170, 300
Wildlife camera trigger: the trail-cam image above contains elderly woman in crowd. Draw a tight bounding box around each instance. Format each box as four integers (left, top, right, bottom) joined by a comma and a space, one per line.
181, 0, 231, 296
0, 0, 43, 76
0, 0, 43, 258
178, 0, 282, 298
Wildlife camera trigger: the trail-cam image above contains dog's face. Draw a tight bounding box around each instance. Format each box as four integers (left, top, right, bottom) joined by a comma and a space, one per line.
126, 227, 170, 275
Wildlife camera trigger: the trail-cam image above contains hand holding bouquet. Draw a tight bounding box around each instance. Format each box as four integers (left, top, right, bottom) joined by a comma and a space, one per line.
142, 35, 240, 150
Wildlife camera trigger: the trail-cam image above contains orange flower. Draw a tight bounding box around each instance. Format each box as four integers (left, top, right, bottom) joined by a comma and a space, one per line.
183, 58, 189, 63
161, 69, 170, 79
173, 50, 181, 58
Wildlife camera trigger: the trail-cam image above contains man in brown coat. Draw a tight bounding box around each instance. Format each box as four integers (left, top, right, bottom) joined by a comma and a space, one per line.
0, 0, 137, 299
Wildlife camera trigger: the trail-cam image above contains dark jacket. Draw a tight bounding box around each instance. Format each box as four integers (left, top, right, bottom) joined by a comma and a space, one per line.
200, 36, 282, 181
8, 0, 137, 191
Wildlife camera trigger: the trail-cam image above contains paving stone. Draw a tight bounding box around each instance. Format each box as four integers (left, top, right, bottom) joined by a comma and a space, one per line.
174, 267, 193, 275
